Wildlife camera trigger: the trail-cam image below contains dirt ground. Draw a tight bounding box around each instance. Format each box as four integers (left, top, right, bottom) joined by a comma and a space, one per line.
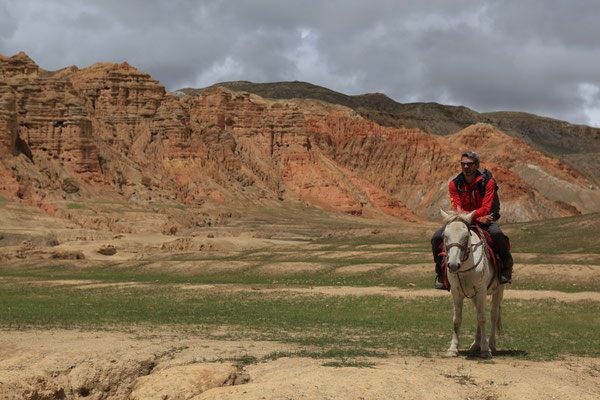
1, 314, 599, 400
1, 205, 599, 399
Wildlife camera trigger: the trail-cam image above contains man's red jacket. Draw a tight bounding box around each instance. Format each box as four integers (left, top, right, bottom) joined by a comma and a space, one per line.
449, 171, 496, 223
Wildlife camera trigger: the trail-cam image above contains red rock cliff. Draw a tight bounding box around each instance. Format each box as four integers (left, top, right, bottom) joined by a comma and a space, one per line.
1, 52, 599, 224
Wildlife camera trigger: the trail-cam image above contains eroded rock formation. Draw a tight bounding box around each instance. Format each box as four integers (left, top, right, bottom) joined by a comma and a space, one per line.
1, 52, 599, 226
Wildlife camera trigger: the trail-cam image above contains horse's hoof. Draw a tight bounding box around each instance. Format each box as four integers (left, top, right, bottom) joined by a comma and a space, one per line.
480, 350, 492, 359
445, 349, 459, 357
468, 344, 481, 353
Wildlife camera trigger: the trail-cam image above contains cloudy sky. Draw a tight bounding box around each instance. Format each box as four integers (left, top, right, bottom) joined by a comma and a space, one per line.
2, 0, 600, 127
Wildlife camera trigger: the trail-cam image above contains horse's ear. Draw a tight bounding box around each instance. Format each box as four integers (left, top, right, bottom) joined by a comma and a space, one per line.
440, 209, 449, 220
465, 211, 475, 224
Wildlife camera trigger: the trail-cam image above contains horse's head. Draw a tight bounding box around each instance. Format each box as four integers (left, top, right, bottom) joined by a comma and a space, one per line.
440, 209, 475, 272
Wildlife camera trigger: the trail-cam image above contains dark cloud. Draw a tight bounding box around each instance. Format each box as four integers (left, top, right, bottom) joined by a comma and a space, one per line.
1, 0, 599, 126
0, 2, 18, 40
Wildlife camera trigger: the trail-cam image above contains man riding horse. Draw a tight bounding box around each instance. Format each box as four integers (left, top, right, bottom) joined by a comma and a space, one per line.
431, 151, 513, 289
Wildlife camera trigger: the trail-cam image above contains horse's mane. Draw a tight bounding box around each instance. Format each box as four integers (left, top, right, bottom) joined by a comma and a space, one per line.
442, 210, 472, 226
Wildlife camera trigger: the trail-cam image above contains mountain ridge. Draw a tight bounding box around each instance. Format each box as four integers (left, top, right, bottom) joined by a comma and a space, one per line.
1, 52, 599, 235
183, 80, 600, 186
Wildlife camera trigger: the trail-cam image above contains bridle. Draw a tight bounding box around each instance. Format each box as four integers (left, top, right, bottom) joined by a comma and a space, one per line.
444, 220, 485, 273
445, 239, 471, 263
444, 220, 472, 263
444, 220, 490, 298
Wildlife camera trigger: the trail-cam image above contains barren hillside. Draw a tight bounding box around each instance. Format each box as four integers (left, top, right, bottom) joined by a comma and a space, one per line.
201, 80, 600, 186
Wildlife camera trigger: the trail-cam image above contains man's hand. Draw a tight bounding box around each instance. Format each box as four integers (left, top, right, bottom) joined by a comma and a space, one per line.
478, 214, 494, 225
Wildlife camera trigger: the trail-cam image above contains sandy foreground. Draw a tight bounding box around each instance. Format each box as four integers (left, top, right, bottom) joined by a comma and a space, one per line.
0, 326, 599, 400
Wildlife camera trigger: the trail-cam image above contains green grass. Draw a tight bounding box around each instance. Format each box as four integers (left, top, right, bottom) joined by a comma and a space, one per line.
67, 203, 87, 210
322, 360, 377, 368
148, 203, 189, 211
3, 254, 600, 291
509, 277, 600, 292
0, 283, 597, 360
0, 258, 432, 291
505, 212, 600, 254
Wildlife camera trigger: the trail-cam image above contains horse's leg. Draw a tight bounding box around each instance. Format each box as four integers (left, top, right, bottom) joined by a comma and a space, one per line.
473, 291, 491, 359
468, 325, 481, 353
446, 291, 464, 357
468, 295, 482, 353
489, 286, 505, 354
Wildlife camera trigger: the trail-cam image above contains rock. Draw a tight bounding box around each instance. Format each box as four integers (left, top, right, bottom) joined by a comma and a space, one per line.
0, 54, 101, 175
61, 178, 80, 193
128, 363, 243, 399
141, 176, 153, 187
97, 245, 117, 256
161, 224, 178, 235
50, 250, 85, 259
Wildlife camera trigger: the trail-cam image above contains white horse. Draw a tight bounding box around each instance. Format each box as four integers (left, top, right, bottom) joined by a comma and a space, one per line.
441, 209, 505, 359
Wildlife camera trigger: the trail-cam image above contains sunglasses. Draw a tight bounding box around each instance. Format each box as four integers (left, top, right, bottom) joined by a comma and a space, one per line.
461, 161, 476, 166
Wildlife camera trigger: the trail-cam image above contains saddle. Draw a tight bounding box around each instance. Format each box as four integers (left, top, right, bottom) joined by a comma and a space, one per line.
470, 225, 503, 273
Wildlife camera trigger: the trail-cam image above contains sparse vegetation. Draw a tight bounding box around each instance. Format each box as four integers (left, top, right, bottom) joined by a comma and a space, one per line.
149, 203, 189, 211
442, 365, 477, 385
505, 212, 600, 255
322, 359, 376, 368
0, 280, 597, 360
0, 210, 598, 371
2, 240, 599, 291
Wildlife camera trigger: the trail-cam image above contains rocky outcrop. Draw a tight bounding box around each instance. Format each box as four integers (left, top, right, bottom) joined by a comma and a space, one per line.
1, 52, 100, 174
1, 52, 599, 225
69, 61, 166, 150
309, 117, 600, 222
212, 80, 600, 186
129, 363, 246, 399
0, 81, 17, 157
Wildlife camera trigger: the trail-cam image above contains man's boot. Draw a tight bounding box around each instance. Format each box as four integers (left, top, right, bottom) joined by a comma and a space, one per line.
434, 259, 447, 290
434, 275, 447, 290
498, 253, 513, 284
499, 266, 512, 284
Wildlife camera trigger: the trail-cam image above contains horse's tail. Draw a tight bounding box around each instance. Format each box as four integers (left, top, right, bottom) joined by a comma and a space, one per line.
496, 305, 503, 334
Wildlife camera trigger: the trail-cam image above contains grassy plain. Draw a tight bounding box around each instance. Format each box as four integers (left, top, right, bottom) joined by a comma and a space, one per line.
0, 281, 598, 360
1, 211, 599, 363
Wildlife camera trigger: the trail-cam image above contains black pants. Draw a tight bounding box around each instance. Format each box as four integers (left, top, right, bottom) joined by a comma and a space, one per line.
431, 221, 513, 275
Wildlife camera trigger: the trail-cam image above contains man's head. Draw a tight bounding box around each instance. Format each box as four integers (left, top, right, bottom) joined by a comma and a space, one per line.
460, 151, 480, 179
